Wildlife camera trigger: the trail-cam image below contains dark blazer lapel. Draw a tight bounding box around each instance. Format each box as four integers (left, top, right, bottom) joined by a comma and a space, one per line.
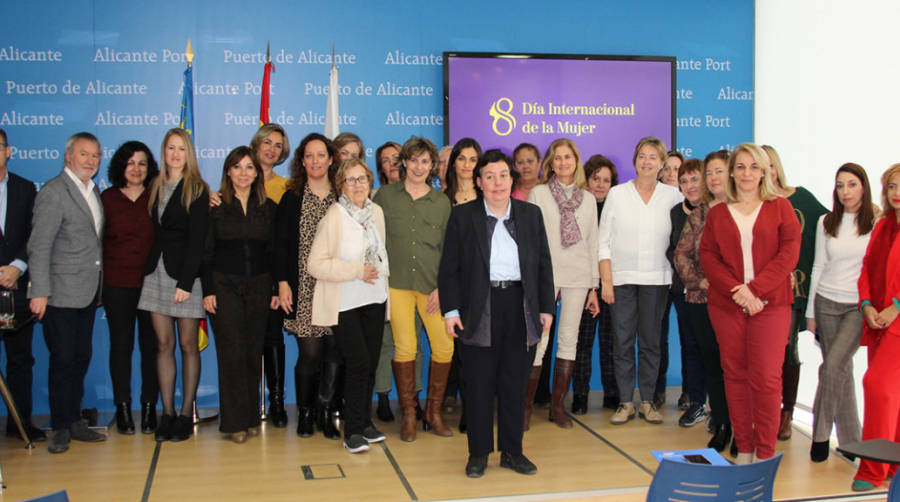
511, 201, 530, 268
471, 202, 491, 271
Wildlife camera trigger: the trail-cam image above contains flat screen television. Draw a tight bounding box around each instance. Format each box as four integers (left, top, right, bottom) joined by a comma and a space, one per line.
444, 52, 676, 180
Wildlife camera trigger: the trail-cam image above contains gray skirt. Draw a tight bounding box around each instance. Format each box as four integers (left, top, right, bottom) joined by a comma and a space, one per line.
137, 257, 205, 319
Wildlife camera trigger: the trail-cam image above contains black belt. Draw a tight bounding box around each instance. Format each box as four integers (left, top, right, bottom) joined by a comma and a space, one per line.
490, 280, 521, 289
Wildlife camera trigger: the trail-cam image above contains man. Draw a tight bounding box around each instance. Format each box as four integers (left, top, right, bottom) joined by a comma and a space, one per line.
28, 132, 106, 453
439, 149, 555, 477
0, 129, 43, 441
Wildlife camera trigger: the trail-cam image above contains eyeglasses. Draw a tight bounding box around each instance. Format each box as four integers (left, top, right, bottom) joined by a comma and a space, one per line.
344, 175, 369, 187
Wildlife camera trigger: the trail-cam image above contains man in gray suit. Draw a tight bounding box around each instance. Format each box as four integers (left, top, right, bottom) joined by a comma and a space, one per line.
28, 131, 106, 453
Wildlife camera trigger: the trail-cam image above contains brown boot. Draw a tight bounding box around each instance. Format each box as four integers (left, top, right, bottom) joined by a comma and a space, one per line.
425, 360, 453, 437
777, 409, 793, 440
392, 360, 417, 442
523, 366, 542, 431
549, 358, 574, 429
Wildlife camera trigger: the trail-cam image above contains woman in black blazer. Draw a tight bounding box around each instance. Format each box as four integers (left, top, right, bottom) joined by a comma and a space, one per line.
138, 128, 209, 443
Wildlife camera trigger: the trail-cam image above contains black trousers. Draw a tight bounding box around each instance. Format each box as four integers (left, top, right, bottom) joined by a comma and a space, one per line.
103, 284, 158, 405
684, 302, 730, 425
332, 301, 385, 438
43, 300, 98, 431
2, 295, 35, 421
209, 272, 269, 433
460, 284, 534, 457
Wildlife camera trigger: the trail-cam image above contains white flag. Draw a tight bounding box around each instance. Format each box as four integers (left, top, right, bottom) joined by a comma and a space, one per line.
324, 63, 339, 139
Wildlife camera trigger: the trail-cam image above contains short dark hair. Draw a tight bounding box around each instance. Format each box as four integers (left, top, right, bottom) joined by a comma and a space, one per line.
583, 154, 618, 186
107, 141, 159, 188
473, 149, 514, 196
398, 136, 438, 183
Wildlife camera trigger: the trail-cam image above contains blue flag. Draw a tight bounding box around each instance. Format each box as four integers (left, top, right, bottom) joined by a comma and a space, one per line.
179, 65, 194, 140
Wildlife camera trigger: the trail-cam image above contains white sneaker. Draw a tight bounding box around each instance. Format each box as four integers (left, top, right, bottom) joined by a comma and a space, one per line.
610, 402, 636, 425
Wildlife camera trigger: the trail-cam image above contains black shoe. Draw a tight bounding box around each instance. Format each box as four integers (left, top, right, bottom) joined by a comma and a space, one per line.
297, 407, 314, 437
155, 414, 174, 442
70, 419, 106, 442
116, 402, 135, 434
48, 429, 70, 454
677, 392, 691, 410
707, 423, 732, 452
317, 407, 340, 440
6, 422, 47, 442
500, 452, 538, 475
652, 391, 666, 409
466, 454, 488, 478
141, 403, 157, 434
344, 434, 370, 453
362, 425, 386, 443
678, 403, 708, 428
571, 394, 588, 415
376, 392, 395, 422
602, 394, 620, 410
729, 437, 739, 458
810, 440, 830, 462
169, 415, 193, 442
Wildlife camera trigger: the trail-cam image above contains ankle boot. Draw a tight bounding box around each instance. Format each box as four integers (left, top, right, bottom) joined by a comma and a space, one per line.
376, 392, 395, 422
549, 358, 574, 429
140, 402, 157, 434
523, 366, 542, 431
778, 409, 793, 440
296, 407, 314, 437
424, 360, 453, 437
116, 402, 135, 434
316, 404, 340, 440
392, 360, 417, 442
707, 423, 732, 452
264, 345, 288, 428
317, 359, 341, 439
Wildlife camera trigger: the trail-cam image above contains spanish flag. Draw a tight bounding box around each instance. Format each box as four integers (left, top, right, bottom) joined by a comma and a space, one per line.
199, 319, 210, 351
259, 42, 273, 127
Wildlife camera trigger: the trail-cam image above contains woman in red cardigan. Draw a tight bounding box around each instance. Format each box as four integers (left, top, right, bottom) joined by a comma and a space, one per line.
852, 164, 900, 491
699, 143, 801, 463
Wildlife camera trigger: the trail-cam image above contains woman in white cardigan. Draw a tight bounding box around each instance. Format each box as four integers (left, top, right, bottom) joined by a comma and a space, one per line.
308, 158, 389, 454
526, 138, 599, 429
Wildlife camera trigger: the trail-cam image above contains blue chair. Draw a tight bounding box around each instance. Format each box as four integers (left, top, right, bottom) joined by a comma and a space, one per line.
890, 478, 900, 502
646, 453, 783, 502
21, 490, 69, 502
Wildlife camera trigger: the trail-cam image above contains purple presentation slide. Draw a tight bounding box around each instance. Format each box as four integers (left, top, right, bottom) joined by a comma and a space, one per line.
446, 55, 674, 180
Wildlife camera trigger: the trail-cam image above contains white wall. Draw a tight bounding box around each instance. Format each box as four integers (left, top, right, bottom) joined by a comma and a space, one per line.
755, 0, 900, 422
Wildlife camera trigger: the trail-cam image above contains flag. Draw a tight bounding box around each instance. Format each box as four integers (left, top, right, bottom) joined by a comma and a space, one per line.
259, 59, 273, 127
179, 64, 194, 141
324, 61, 339, 139
198, 319, 209, 351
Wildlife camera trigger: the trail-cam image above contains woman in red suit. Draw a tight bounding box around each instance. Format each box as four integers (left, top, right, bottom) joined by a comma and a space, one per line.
699, 143, 801, 463
852, 164, 900, 491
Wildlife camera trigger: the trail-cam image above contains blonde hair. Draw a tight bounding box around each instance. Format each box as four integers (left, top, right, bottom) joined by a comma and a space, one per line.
880, 164, 900, 217
540, 138, 586, 188
725, 143, 778, 203
148, 128, 208, 214
632, 137, 668, 167
761, 144, 794, 193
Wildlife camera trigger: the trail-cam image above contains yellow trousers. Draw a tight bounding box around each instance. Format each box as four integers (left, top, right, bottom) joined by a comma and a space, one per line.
389, 288, 453, 363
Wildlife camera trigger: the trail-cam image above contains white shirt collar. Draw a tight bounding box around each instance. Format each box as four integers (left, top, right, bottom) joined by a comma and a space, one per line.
483, 198, 511, 221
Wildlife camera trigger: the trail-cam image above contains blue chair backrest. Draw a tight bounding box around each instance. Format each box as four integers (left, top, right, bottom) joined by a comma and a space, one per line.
647, 453, 783, 502
890, 476, 900, 502
21, 490, 69, 502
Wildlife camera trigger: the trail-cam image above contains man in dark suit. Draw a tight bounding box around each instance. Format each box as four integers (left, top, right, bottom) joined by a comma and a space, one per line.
28, 132, 106, 453
439, 149, 555, 478
0, 129, 43, 441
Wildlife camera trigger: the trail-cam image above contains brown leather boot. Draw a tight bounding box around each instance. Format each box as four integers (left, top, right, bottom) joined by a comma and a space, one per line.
392, 360, 417, 442
425, 360, 453, 437
549, 358, 574, 429
523, 366, 542, 431
777, 409, 793, 440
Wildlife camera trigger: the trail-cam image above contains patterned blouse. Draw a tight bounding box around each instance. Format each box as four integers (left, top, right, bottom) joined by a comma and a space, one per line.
674, 202, 711, 304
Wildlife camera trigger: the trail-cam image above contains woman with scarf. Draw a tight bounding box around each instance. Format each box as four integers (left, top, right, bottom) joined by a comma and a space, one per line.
525, 138, 599, 430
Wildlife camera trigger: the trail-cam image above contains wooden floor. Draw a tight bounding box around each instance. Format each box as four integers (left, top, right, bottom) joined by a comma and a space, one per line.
0, 390, 889, 501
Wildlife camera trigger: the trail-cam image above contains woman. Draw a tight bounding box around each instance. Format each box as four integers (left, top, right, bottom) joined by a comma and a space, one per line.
596, 137, 682, 426
444, 138, 482, 205
699, 142, 800, 463
806, 163, 874, 462
372, 136, 453, 442
512, 143, 541, 201
101, 141, 160, 434
762, 144, 828, 440
665, 159, 708, 428
334, 132, 365, 163
674, 150, 734, 453
202, 146, 277, 444
375, 141, 402, 187
851, 164, 900, 491
275, 133, 341, 439
308, 158, 389, 454
435, 145, 452, 191
659, 151, 683, 187
139, 128, 209, 442
527, 138, 598, 429
251, 124, 291, 427
571, 155, 619, 414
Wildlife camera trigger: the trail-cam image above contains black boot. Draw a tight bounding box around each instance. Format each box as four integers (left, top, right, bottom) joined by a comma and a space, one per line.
264, 345, 288, 428
707, 423, 732, 452
810, 440, 830, 462
115, 402, 135, 434
376, 392, 395, 422
140, 402, 157, 434
295, 363, 316, 437
317, 360, 341, 440
571, 394, 588, 415
297, 407, 314, 437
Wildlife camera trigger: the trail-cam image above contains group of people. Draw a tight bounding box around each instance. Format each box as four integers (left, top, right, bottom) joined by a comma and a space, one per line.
2, 125, 900, 487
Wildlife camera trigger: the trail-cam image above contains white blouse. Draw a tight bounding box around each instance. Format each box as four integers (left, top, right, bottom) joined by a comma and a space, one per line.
805, 212, 871, 318
728, 203, 763, 283
337, 206, 388, 312
597, 181, 682, 286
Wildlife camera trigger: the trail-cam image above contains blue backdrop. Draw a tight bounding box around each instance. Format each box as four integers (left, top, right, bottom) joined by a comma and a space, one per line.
0, 0, 754, 415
